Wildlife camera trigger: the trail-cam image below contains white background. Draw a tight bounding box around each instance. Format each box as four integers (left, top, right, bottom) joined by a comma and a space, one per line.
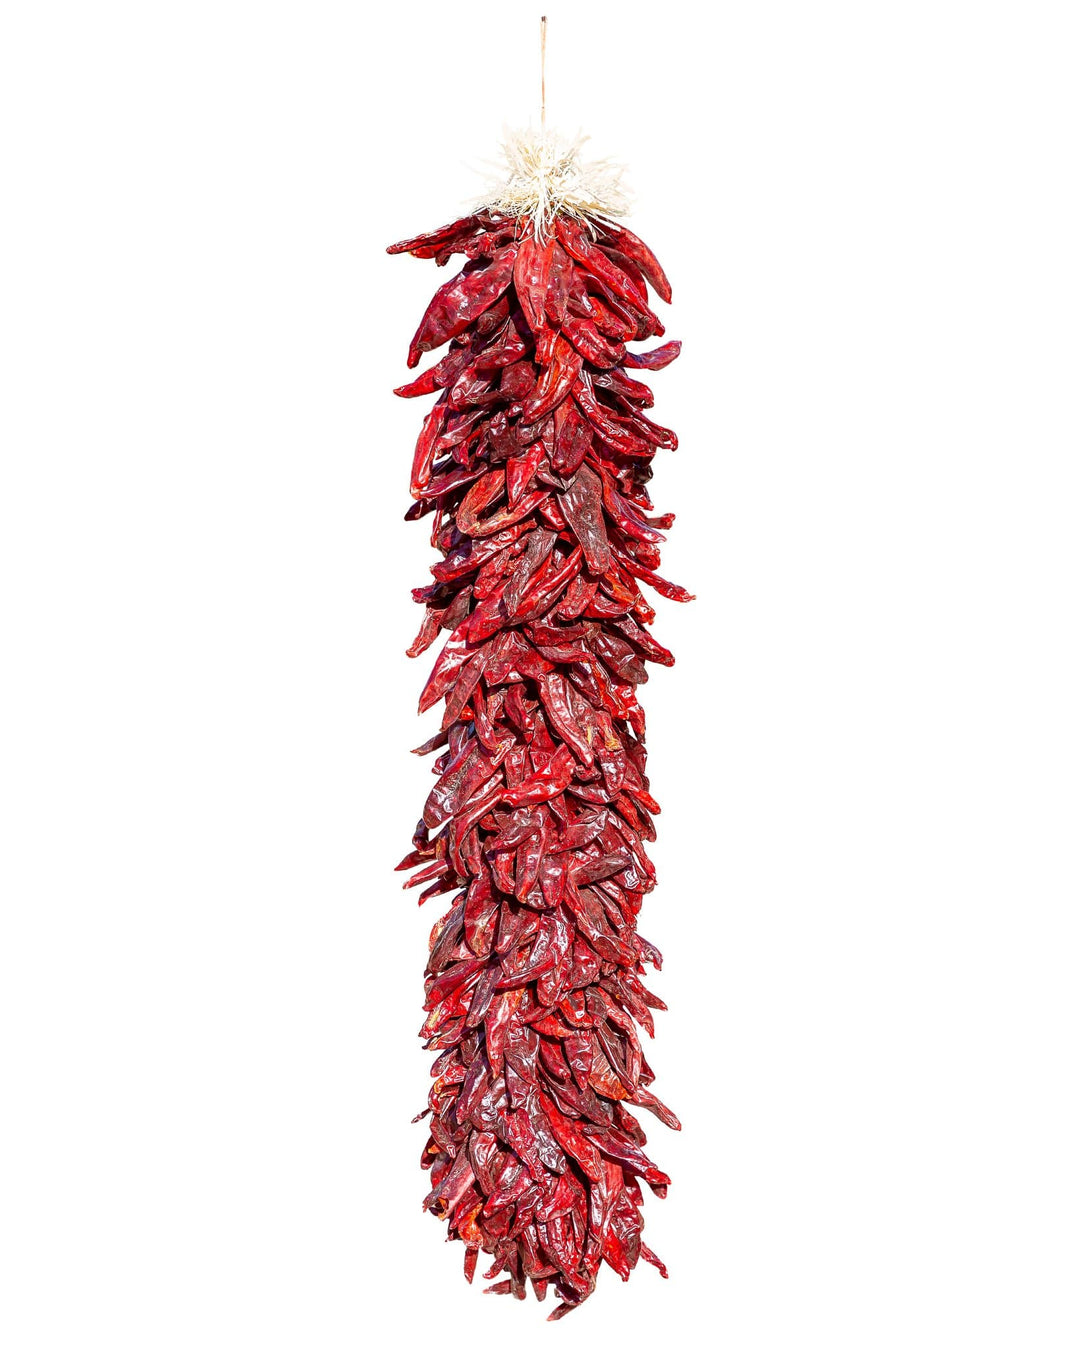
1, 1, 1078, 1345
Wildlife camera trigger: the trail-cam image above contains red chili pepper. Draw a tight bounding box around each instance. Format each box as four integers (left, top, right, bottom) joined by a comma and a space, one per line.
390, 205, 687, 1320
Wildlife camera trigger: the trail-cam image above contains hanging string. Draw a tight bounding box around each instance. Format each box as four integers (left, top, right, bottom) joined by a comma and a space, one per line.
540, 15, 547, 132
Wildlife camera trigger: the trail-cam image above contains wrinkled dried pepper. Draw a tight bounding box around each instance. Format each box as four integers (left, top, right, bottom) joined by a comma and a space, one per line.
390, 196, 688, 1320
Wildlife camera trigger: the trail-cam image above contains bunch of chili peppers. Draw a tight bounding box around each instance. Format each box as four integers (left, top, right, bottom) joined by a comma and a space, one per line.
389, 205, 687, 1320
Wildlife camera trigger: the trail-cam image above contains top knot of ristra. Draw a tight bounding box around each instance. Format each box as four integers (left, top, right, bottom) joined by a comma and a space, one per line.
476, 127, 631, 241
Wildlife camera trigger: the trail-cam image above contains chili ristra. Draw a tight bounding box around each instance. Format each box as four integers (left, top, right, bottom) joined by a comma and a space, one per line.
389, 195, 688, 1320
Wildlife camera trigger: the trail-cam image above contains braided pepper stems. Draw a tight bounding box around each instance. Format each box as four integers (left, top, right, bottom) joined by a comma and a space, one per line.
389, 173, 689, 1320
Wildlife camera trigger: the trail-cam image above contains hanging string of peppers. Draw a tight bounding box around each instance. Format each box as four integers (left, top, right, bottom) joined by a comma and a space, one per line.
388, 113, 689, 1319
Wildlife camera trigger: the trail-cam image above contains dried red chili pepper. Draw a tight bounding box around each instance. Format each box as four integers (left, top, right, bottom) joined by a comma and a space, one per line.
389, 150, 688, 1320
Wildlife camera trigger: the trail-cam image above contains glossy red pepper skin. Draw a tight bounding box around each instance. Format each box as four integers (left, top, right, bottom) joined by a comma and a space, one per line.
390, 208, 687, 1319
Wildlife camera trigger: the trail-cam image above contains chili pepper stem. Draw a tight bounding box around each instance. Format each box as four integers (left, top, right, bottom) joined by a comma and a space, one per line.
476, 126, 630, 241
